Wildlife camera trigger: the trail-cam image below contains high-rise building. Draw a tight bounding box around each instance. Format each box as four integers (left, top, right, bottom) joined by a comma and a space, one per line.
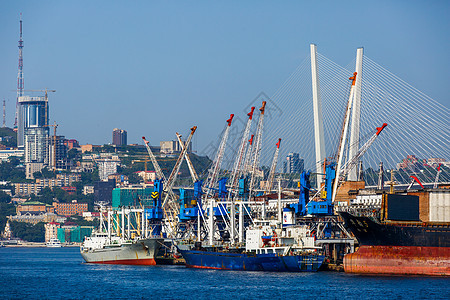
112, 128, 127, 146
283, 152, 304, 174
49, 135, 68, 170
97, 155, 121, 181
20, 95, 50, 178
19, 95, 49, 149
94, 179, 116, 204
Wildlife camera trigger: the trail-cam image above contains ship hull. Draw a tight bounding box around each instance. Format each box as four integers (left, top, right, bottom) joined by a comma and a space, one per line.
81, 238, 163, 265
344, 245, 450, 276
340, 212, 450, 276
179, 249, 325, 272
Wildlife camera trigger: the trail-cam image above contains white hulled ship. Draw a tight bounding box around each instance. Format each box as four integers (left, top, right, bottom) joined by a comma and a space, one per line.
80, 206, 163, 265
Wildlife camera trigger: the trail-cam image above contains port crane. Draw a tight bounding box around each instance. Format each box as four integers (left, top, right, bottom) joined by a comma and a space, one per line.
433, 164, 442, 188
331, 72, 388, 201
203, 114, 234, 198
142, 136, 176, 235
248, 101, 266, 199
407, 175, 424, 190
265, 138, 282, 194
227, 107, 255, 197
162, 126, 197, 209
332, 72, 358, 202
142, 126, 197, 237
335, 123, 388, 191
242, 134, 254, 177
224, 107, 255, 242
176, 132, 198, 183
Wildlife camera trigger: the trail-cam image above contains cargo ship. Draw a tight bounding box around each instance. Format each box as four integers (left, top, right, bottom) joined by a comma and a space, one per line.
340, 192, 450, 276
178, 221, 325, 272
80, 206, 163, 265
80, 231, 162, 265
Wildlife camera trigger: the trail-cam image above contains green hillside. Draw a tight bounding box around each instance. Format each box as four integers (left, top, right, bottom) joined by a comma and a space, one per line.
0, 127, 17, 148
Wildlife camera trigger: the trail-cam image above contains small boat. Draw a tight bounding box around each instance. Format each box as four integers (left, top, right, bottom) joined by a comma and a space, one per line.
46, 237, 62, 248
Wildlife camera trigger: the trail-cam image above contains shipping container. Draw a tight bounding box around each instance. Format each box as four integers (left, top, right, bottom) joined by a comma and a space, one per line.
384, 194, 420, 221
429, 190, 450, 222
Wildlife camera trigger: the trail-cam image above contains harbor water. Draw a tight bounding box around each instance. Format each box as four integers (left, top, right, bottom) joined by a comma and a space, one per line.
0, 247, 448, 299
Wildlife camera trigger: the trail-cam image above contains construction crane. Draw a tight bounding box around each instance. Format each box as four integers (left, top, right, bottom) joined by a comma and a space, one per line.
204, 114, 234, 198
248, 101, 267, 198
131, 159, 151, 181
176, 132, 198, 183
265, 138, 282, 194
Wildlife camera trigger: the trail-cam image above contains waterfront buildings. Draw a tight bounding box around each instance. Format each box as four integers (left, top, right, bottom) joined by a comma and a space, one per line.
44, 221, 60, 242
16, 201, 55, 215
52, 200, 88, 217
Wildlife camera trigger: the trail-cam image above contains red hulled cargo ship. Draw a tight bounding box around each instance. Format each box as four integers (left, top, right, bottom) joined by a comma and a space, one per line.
340, 211, 450, 276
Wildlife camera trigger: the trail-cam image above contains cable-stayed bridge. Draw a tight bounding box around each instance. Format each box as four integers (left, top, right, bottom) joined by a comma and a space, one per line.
202, 45, 450, 189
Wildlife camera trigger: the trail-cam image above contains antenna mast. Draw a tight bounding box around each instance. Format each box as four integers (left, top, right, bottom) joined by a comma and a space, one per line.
14, 13, 24, 131
2, 100, 5, 128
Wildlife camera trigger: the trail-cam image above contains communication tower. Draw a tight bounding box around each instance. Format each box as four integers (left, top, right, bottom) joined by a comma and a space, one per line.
15, 13, 24, 134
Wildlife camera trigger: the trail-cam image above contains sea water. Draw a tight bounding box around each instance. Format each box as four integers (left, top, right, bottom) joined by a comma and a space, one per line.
0, 247, 448, 299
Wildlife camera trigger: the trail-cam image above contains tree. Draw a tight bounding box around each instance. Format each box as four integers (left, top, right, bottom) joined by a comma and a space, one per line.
80, 170, 100, 185
0, 202, 16, 231
10, 221, 45, 242
128, 173, 141, 184
38, 187, 55, 205
0, 157, 28, 182
68, 148, 80, 161
32, 167, 54, 179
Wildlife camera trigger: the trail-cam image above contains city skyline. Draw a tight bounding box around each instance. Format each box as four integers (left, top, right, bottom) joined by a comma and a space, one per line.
0, 1, 449, 152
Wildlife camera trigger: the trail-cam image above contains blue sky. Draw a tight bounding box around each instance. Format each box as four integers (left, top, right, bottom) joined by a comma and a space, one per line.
0, 1, 448, 152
